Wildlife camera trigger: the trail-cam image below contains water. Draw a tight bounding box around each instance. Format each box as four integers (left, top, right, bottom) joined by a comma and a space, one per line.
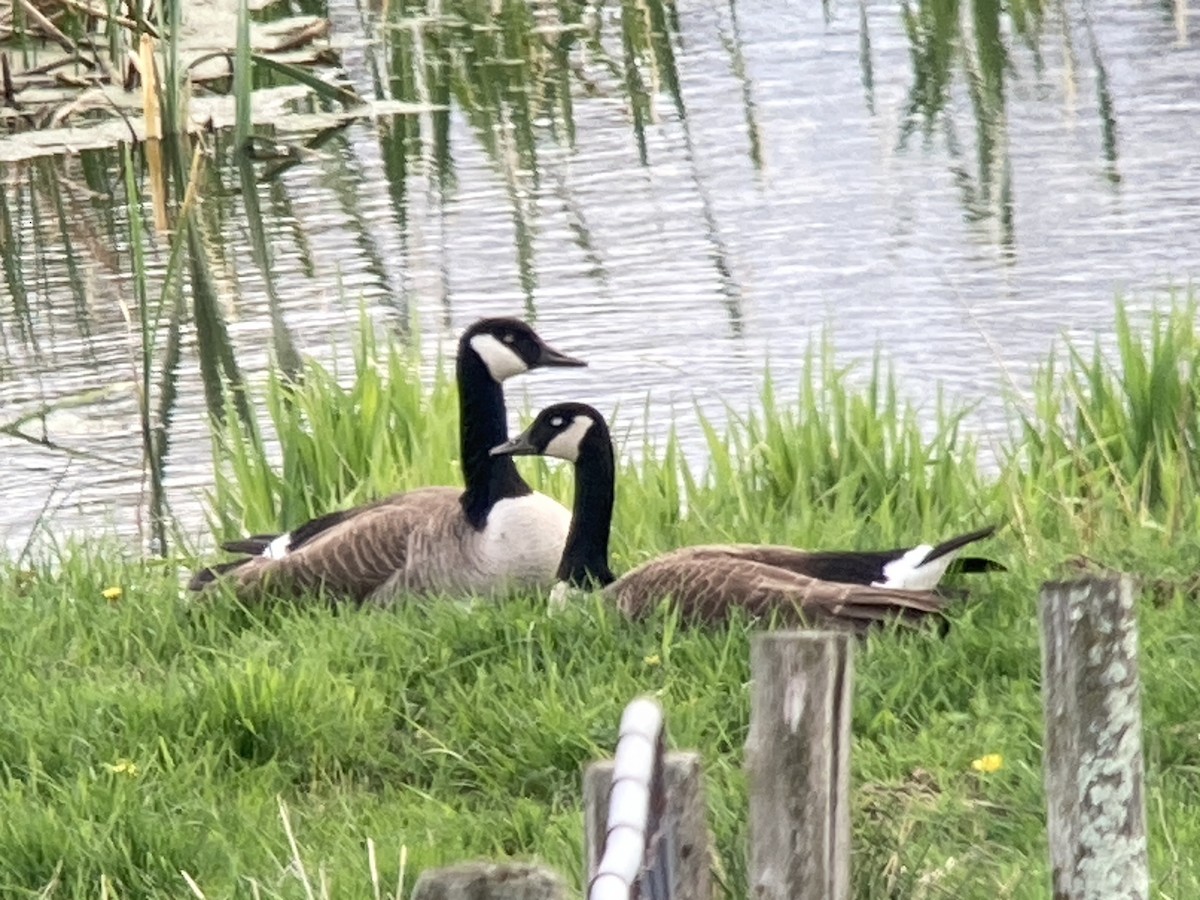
2, 0, 1200, 556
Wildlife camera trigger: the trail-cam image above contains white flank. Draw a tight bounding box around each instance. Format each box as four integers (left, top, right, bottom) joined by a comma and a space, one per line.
264, 534, 292, 559
476, 493, 571, 584
543, 414, 596, 462
874, 543, 957, 591
469, 333, 529, 381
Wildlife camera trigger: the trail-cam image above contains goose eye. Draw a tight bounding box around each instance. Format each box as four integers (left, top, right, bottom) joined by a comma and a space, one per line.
549, 416, 564, 427
502, 333, 515, 344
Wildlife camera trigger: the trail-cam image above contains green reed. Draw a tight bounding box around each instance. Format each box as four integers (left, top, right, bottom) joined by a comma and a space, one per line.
369, 0, 691, 304
1010, 296, 1200, 541
207, 312, 458, 540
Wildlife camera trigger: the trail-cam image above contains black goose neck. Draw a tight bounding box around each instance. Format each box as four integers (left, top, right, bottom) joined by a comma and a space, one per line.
558, 428, 617, 588
457, 348, 530, 529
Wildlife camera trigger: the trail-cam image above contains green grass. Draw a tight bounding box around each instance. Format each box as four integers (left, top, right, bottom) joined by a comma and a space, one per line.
5, 300, 1200, 897
3, 542, 1198, 898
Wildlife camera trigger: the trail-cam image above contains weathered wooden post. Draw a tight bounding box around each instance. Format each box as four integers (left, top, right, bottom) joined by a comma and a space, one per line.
1039, 575, 1149, 900
410, 861, 567, 900
584, 753, 711, 899
583, 698, 712, 899
745, 631, 853, 900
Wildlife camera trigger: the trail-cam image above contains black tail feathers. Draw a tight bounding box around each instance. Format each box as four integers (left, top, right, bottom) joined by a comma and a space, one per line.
922, 525, 998, 565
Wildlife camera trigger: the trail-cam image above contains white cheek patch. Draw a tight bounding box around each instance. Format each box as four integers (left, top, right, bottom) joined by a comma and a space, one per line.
543, 414, 595, 462
470, 333, 529, 382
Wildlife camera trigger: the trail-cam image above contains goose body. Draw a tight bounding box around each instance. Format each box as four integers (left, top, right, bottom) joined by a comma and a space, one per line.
674, 527, 1000, 592
492, 402, 999, 632
190, 318, 585, 602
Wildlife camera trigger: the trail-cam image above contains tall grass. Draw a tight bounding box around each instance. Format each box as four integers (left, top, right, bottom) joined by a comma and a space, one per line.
704, 345, 984, 544
1008, 297, 1200, 555
208, 314, 460, 540
205, 314, 991, 570
5, 296, 1200, 897
207, 296, 1200, 567
200, 293, 1200, 601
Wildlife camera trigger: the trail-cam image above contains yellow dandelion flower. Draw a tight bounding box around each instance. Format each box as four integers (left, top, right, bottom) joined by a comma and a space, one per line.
643, 654, 661, 667
102, 586, 122, 602
104, 759, 139, 777
971, 753, 1003, 774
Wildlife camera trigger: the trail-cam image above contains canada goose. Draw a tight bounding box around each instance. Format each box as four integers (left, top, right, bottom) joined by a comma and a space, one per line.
490, 402, 998, 631
189, 317, 586, 602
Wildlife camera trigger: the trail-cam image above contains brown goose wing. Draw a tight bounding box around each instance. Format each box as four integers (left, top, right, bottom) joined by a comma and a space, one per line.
606, 548, 949, 633
219, 493, 422, 557
225, 487, 466, 602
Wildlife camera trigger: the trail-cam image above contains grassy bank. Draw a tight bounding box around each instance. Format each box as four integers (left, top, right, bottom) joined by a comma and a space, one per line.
3, 302, 1200, 898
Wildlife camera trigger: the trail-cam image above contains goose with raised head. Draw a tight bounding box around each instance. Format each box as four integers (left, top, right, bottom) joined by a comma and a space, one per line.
490, 402, 999, 631
189, 318, 586, 602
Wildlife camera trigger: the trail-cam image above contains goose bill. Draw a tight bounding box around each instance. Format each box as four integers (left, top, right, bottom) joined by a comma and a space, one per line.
535, 343, 587, 367
490, 433, 538, 456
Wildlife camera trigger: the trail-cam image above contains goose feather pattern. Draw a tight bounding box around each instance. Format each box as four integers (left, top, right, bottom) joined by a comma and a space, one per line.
210, 488, 572, 602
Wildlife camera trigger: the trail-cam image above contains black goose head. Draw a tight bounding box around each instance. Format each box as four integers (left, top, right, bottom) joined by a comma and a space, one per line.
459, 317, 586, 383
491, 402, 617, 588
489, 402, 608, 462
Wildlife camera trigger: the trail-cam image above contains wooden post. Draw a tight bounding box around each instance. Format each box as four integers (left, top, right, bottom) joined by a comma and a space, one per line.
1039, 575, 1149, 900
583, 752, 712, 899
745, 631, 853, 900
410, 861, 567, 900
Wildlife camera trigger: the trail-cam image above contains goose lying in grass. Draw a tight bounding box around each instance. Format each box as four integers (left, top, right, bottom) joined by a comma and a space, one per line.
490, 402, 998, 631
189, 317, 586, 602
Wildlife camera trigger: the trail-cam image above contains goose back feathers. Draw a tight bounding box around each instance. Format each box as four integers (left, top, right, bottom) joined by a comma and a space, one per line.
607, 549, 950, 629
492, 402, 998, 632
190, 318, 585, 602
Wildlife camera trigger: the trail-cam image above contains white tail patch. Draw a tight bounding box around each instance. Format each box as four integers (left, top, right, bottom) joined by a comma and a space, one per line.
264, 534, 292, 559
873, 543, 955, 591
470, 333, 529, 381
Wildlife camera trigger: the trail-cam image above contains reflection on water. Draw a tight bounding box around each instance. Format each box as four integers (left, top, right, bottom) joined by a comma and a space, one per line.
3, 0, 1200, 555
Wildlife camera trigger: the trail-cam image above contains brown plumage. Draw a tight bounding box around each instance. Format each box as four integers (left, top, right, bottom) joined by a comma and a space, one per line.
493, 402, 994, 633
605, 547, 948, 633
194, 488, 468, 602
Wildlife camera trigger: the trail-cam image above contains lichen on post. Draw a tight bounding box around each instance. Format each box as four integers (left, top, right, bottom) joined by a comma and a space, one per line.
1039, 574, 1149, 900
410, 861, 567, 900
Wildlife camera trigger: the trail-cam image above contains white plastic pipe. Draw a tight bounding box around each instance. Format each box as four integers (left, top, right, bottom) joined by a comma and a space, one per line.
587, 696, 666, 900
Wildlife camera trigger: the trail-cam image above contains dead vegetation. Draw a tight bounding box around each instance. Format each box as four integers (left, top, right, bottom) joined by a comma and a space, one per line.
0, 0, 371, 159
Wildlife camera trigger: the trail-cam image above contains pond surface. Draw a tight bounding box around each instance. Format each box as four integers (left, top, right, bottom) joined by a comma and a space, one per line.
2, 0, 1200, 556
